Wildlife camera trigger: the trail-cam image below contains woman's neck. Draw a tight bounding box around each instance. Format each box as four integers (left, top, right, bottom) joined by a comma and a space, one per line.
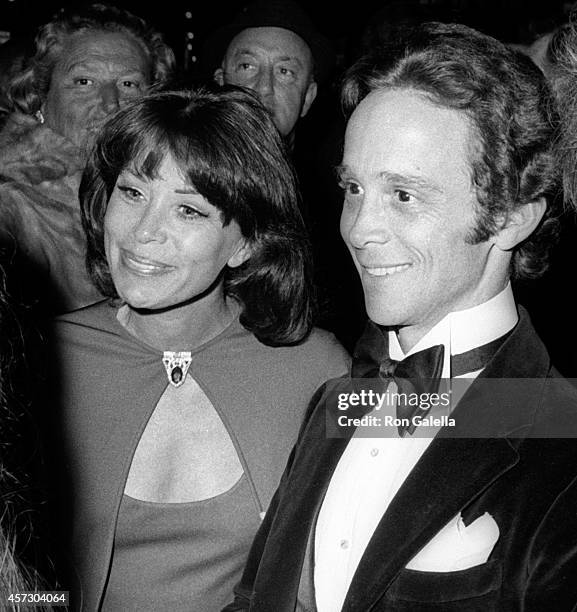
120, 294, 237, 351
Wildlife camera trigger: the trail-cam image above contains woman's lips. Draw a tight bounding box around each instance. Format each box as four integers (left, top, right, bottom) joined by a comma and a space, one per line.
120, 249, 175, 276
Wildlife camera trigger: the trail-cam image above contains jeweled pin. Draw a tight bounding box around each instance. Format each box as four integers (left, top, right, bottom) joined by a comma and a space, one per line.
162, 351, 192, 388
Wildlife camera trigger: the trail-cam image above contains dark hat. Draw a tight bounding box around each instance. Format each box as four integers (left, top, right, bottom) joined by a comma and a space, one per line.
202, 0, 335, 83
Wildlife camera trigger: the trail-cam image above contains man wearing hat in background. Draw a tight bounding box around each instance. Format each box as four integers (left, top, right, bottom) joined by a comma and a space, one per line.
206, 0, 363, 354
209, 0, 333, 150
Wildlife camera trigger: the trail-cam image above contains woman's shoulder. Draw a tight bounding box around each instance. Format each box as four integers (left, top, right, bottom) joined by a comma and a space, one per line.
52, 302, 160, 379
57, 299, 113, 322
299, 327, 351, 378
54, 300, 120, 343
228, 323, 350, 380
300, 326, 350, 360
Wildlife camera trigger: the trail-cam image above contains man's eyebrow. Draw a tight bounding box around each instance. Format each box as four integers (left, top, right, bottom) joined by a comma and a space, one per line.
231, 48, 258, 58
61, 61, 97, 73
334, 164, 443, 193
175, 188, 198, 195
275, 55, 304, 66
231, 48, 304, 66
380, 171, 444, 194
63, 60, 145, 74
334, 166, 444, 194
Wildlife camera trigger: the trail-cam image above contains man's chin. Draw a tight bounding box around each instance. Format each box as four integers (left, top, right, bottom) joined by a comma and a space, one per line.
365, 310, 397, 328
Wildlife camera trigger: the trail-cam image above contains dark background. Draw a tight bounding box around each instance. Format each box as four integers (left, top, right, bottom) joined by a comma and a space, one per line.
2, 0, 575, 79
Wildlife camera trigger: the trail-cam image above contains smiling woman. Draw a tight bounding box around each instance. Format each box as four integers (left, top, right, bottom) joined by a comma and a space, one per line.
104, 155, 250, 315
47, 86, 349, 611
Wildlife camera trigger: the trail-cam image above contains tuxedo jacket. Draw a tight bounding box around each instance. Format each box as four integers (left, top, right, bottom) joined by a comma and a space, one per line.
224, 309, 577, 611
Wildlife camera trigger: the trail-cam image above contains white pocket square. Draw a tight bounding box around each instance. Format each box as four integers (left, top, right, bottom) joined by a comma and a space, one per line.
406, 512, 500, 572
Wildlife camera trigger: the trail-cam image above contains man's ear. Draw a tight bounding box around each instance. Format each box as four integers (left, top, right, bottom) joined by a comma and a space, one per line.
227, 238, 253, 268
214, 67, 225, 86
493, 197, 547, 251
300, 81, 318, 118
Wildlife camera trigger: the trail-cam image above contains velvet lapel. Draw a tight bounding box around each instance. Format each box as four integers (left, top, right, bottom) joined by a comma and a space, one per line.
342, 307, 550, 610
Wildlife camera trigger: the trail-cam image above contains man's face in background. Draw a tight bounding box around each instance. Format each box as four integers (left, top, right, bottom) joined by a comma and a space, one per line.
216, 27, 317, 142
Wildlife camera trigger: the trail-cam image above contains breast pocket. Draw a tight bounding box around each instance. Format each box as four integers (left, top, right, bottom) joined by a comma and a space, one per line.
380, 559, 502, 611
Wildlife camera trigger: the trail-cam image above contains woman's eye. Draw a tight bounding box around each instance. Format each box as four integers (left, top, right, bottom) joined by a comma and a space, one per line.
74, 78, 93, 86
395, 189, 413, 203
179, 204, 206, 220
117, 185, 143, 200
121, 80, 141, 89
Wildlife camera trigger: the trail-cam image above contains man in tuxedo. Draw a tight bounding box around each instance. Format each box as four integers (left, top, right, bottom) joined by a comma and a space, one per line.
224, 23, 577, 611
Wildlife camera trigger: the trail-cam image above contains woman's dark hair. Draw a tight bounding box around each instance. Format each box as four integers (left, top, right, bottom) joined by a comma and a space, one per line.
80, 85, 313, 346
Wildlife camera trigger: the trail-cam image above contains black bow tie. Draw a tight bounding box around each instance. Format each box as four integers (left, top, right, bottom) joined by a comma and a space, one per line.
378, 344, 445, 381
352, 321, 444, 379
352, 320, 513, 436
378, 344, 445, 436
352, 322, 444, 435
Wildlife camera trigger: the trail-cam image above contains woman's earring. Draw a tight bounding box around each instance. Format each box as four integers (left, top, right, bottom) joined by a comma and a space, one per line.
35, 110, 45, 124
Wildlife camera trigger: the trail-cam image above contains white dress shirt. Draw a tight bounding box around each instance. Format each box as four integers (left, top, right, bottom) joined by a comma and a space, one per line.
314, 283, 518, 612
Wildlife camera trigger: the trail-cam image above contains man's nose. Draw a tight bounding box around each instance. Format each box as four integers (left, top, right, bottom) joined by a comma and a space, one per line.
344, 194, 392, 249
254, 67, 275, 98
99, 82, 121, 114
